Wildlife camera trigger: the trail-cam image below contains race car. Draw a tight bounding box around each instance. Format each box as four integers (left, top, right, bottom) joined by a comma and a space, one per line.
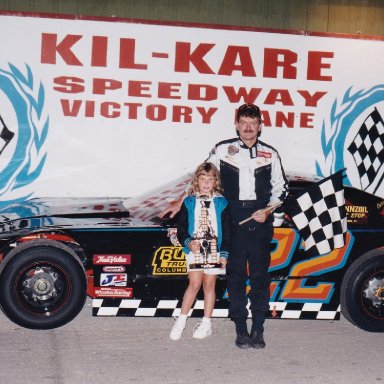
0, 173, 383, 332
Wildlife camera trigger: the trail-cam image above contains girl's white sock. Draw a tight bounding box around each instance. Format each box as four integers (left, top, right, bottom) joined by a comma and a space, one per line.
178, 314, 187, 324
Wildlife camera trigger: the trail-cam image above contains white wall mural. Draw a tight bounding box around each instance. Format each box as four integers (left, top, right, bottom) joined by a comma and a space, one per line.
0, 13, 383, 205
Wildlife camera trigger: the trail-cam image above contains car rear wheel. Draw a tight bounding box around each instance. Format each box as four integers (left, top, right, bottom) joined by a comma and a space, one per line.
0, 239, 87, 329
340, 250, 384, 332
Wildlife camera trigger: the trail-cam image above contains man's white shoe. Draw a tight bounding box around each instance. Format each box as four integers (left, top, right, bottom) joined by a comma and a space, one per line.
192, 320, 212, 339
169, 317, 186, 341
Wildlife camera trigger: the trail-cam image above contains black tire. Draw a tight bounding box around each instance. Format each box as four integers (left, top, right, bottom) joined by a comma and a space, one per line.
340, 250, 384, 332
0, 239, 87, 330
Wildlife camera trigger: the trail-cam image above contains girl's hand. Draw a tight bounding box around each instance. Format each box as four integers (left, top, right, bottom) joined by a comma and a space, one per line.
188, 240, 200, 253
219, 257, 227, 269
159, 200, 182, 218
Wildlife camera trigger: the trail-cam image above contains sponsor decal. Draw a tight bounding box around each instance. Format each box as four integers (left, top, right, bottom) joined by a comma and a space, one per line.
100, 273, 127, 286
152, 246, 187, 275
345, 204, 369, 223
103, 266, 126, 272
94, 287, 133, 298
93, 254, 131, 264
257, 150, 272, 158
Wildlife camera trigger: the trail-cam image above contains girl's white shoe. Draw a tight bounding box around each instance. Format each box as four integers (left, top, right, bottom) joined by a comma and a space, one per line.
169, 317, 186, 341
192, 320, 212, 339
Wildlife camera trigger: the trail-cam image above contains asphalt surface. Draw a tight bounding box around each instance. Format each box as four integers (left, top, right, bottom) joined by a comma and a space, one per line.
0, 299, 383, 384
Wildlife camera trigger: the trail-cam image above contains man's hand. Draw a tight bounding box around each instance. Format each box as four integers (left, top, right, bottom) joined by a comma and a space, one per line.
251, 208, 271, 223
239, 202, 282, 226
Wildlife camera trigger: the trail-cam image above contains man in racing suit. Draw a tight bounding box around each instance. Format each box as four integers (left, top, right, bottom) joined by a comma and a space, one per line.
205, 104, 288, 349
161, 103, 288, 349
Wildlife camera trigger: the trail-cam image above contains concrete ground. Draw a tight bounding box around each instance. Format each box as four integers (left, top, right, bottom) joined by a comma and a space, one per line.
0, 299, 382, 384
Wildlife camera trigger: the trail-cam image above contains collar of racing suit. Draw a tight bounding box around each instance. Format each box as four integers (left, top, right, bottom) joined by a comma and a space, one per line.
238, 138, 258, 158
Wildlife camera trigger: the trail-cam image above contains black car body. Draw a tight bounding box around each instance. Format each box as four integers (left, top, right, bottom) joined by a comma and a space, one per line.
0, 174, 383, 331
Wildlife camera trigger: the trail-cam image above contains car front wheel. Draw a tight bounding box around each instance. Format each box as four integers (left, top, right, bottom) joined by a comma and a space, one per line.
340, 250, 384, 332
0, 239, 87, 330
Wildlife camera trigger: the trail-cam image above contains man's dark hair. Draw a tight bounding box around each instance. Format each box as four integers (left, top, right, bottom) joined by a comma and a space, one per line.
236, 104, 261, 122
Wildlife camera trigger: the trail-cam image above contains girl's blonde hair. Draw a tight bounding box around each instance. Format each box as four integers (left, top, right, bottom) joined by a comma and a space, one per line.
188, 162, 223, 196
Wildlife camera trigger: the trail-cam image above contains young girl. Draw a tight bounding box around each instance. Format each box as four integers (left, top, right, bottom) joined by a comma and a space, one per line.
170, 162, 231, 340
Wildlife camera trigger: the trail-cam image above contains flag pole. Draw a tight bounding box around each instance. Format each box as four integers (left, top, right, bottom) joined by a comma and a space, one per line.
239, 201, 283, 225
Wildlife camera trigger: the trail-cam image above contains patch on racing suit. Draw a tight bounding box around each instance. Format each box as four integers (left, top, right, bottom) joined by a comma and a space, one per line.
228, 145, 239, 156
257, 150, 272, 158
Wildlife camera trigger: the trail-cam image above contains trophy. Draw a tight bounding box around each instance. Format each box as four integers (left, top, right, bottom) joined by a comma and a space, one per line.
189, 198, 222, 270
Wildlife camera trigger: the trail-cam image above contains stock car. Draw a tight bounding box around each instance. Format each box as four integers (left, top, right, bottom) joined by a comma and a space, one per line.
0, 173, 383, 332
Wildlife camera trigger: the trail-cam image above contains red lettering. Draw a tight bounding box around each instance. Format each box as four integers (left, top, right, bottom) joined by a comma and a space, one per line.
175, 42, 215, 74
172, 106, 193, 123
300, 112, 314, 128
261, 111, 272, 127
41, 33, 82, 65
158, 83, 181, 99
91, 36, 108, 67
307, 51, 333, 81
297, 90, 327, 107
53, 76, 84, 93
218, 46, 256, 77
264, 89, 294, 106
123, 103, 142, 119
119, 38, 147, 69
261, 111, 314, 128
222, 86, 262, 103
101, 102, 120, 118
275, 111, 295, 128
60, 99, 82, 116
93, 78, 122, 95
128, 81, 151, 97
263, 48, 297, 79
188, 84, 217, 101
196, 107, 217, 124
85, 100, 95, 117
147, 105, 166, 121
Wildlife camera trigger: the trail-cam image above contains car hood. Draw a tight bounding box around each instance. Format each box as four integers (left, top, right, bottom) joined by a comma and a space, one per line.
0, 197, 129, 221
0, 197, 134, 236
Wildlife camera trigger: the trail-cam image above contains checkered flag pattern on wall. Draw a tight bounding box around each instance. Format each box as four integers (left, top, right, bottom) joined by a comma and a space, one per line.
286, 171, 347, 257
0, 115, 15, 156
347, 108, 384, 194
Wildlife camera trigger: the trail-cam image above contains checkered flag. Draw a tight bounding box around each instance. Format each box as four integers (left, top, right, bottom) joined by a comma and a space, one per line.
285, 170, 347, 257
347, 107, 384, 195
